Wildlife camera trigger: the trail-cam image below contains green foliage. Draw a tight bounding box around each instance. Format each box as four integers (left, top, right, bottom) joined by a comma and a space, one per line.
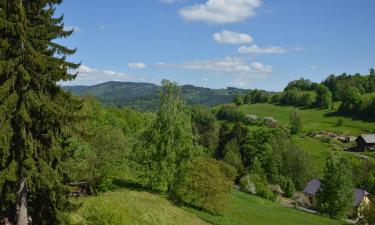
284, 78, 316, 91
0, 1, 81, 224
335, 119, 343, 127
281, 88, 299, 105
176, 157, 232, 214
317, 153, 354, 219
339, 87, 363, 114
233, 94, 244, 106
65, 98, 145, 193
134, 80, 196, 198
299, 93, 314, 107
65, 82, 247, 111
289, 110, 302, 134
316, 84, 333, 109
281, 177, 296, 198
216, 105, 245, 123
281, 144, 313, 190
222, 139, 244, 173
243, 89, 271, 104
191, 106, 218, 152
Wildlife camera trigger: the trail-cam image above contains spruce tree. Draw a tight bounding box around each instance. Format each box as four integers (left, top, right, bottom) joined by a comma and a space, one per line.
134, 80, 195, 199
0, 0, 80, 224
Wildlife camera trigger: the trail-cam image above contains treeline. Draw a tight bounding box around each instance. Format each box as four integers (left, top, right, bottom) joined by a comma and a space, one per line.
233, 69, 375, 118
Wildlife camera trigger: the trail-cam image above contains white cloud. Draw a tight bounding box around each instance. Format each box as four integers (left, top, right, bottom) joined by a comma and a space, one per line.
157, 57, 272, 86
64, 25, 81, 32
62, 65, 151, 86
179, 0, 262, 24
309, 65, 318, 70
128, 62, 146, 69
213, 30, 253, 44
239, 44, 287, 54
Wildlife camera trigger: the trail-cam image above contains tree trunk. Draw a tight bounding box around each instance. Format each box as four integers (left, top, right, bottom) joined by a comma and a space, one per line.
16, 179, 28, 225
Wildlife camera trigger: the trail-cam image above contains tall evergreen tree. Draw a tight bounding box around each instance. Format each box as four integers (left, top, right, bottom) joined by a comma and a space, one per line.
134, 80, 195, 199
0, 0, 80, 224
316, 153, 354, 219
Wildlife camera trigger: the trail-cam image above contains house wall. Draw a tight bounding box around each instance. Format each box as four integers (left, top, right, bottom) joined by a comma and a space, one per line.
356, 137, 367, 152
305, 194, 317, 208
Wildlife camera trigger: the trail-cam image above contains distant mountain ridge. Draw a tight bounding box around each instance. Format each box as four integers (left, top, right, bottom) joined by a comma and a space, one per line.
63, 81, 248, 110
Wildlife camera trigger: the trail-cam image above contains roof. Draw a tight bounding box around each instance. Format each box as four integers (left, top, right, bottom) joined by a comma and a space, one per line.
303, 179, 321, 195
359, 134, 375, 144
354, 188, 370, 207
303, 179, 370, 207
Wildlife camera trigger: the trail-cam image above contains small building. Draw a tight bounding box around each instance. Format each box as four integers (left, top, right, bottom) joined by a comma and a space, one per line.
303, 179, 321, 207
303, 179, 371, 217
356, 134, 375, 152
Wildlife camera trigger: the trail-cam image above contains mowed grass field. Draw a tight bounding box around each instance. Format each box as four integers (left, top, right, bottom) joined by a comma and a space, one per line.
185, 191, 346, 225
238, 103, 375, 135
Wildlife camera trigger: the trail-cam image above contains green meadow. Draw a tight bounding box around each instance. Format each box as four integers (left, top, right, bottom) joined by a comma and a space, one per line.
238, 103, 375, 135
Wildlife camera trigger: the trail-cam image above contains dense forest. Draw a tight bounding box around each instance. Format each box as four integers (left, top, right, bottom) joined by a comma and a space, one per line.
63, 82, 247, 111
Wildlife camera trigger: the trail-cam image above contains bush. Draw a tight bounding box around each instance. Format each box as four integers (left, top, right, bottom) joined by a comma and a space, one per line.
281, 178, 296, 198
217, 161, 237, 182
335, 119, 343, 126
239, 174, 276, 201
240, 174, 257, 194
176, 157, 232, 214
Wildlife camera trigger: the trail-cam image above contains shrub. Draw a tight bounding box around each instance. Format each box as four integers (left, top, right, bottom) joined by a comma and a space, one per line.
335, 119, 344, 126
176, 157, 232, 214
281, 178, 296, 198
240, 174, 257, 194
216, 161, 237, 182
239, 174, 276, 201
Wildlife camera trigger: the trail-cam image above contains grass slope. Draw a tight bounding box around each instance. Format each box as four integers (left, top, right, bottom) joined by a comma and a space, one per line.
186, 191, 346, 225
238, 103, 375, 135
71, 190, 209, 225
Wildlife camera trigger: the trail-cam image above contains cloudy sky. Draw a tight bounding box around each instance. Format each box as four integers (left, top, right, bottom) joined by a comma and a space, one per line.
58, 0, 375, 91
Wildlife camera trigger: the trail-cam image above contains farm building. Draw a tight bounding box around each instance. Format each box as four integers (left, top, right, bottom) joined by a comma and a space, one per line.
303, 179, 371, 217
356, 134, 375, 152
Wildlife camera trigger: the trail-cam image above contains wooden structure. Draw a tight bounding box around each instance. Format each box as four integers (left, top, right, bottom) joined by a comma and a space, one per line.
356, 134, 375, 152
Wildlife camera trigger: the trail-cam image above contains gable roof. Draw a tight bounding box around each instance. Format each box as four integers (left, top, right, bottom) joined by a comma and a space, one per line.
303, 179, 321, 195
359, 134, 375, 144
303, 179, 370, 207
354, 188, 370, 207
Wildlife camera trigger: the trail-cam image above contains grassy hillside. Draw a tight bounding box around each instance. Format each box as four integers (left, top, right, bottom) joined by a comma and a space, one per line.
70, 189, 209, 225
63, 81, 247, 110
185, 191, 346, 225
70, 188, 345, 225
237, 103, 375, 135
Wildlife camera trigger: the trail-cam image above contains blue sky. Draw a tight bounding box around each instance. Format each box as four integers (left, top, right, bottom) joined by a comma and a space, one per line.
59, 0, 375, 91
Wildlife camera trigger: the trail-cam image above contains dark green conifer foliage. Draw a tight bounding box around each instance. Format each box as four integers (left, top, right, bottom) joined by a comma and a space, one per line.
0, 0, 80, 224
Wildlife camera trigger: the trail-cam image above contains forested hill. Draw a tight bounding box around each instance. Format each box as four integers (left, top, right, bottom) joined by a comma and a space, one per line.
63, 81, 248, 110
